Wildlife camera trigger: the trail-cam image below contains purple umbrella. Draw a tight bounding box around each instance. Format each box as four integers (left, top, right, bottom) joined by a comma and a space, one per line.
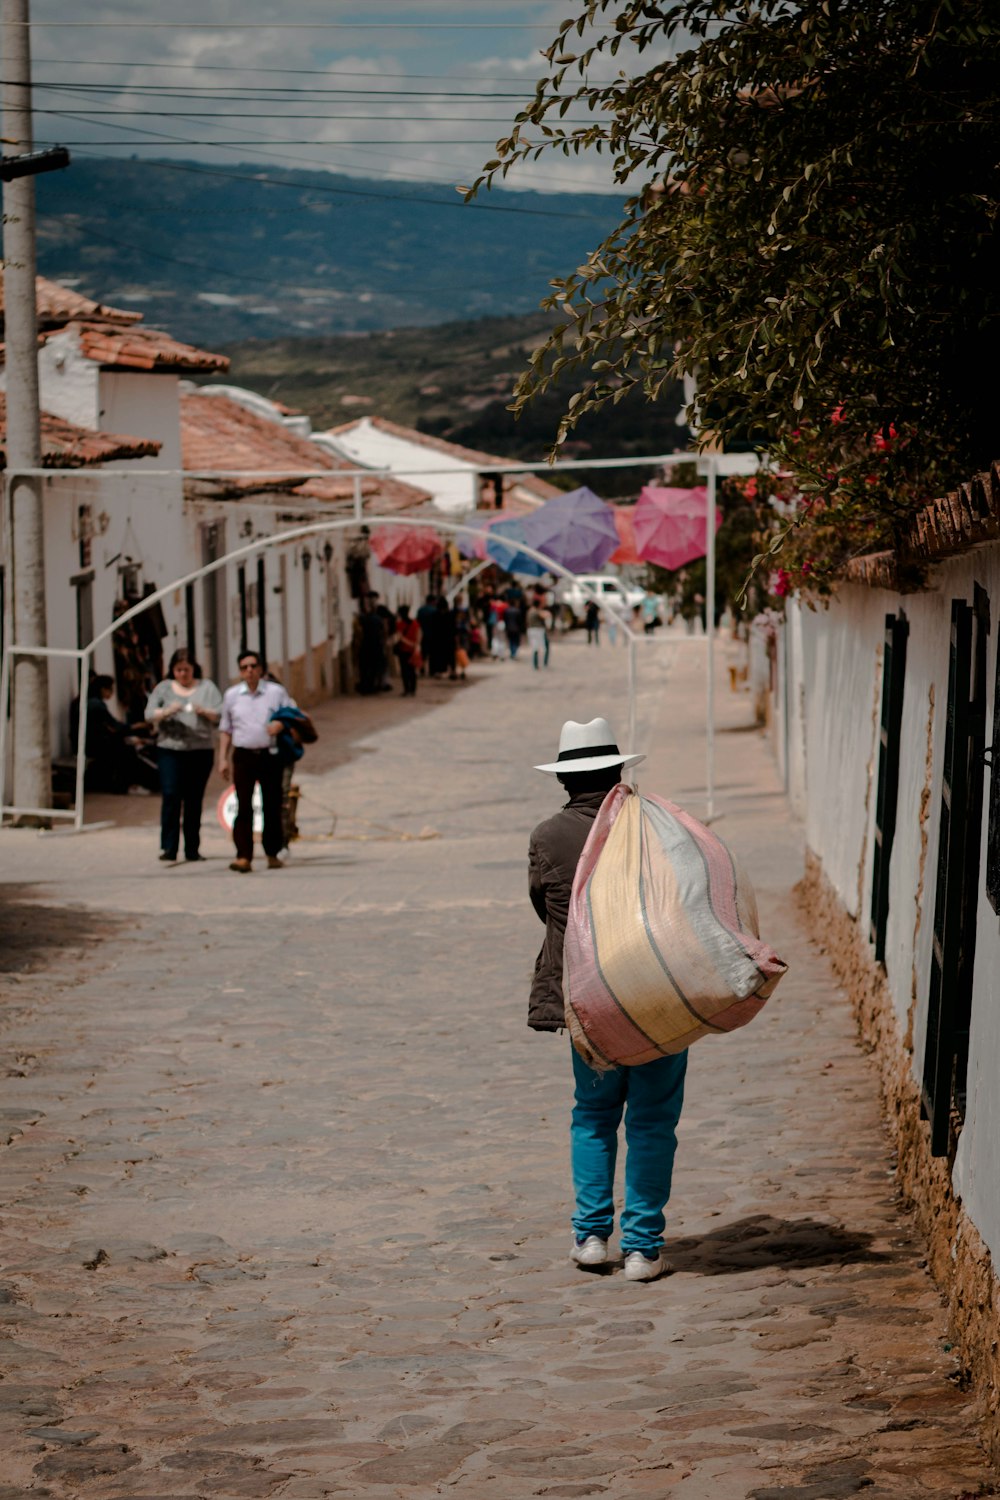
520, 486, 619, 575
485, 517, 548, 578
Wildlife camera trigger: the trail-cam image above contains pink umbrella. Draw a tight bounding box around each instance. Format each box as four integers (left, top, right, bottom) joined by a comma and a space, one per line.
633, 486, 720, 570
609, 506, 641, 565
370, 525, 443, 576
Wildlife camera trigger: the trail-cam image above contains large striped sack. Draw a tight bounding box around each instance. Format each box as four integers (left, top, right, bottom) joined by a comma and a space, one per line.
564, 785, 787, 1067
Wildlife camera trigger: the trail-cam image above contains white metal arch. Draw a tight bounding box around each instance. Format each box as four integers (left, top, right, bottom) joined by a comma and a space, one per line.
0, 514, 641, 832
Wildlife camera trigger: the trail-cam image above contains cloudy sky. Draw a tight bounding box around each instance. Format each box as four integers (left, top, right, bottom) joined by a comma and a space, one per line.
22, 0, 639, 197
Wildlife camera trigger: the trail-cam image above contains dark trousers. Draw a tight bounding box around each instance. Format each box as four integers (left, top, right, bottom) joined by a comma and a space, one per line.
232, 747, 284, 861
399, 655, 417, 695
158, 747, 213, 859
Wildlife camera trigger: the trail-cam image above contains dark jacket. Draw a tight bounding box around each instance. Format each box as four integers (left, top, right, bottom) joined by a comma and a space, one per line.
527, 788, 609, 1030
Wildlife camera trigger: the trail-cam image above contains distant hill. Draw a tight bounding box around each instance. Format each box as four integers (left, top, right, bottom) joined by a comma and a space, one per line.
35, 156, 624, 346
214, 313, 689, 498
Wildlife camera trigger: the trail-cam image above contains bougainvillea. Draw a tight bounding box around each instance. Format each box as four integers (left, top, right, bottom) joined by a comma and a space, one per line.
469, 0, 1000, 591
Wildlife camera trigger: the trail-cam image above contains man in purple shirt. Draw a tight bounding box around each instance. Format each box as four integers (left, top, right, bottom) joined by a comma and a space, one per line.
218, 650, 296, 872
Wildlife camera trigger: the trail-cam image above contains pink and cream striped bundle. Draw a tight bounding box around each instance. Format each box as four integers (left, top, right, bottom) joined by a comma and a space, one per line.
564, 785, 787, 1067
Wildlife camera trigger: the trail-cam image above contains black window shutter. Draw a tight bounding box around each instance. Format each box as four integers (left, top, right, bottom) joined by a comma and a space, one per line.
870, 614, 909, 963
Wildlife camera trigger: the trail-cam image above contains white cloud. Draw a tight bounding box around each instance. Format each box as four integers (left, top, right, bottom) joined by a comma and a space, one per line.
25, 0, 647, 195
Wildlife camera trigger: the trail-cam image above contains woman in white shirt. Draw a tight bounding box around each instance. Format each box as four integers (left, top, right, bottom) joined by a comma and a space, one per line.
145, 649, 222, 863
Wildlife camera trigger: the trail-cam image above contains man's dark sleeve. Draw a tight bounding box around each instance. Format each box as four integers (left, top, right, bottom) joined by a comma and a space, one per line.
528, 835, 548, 924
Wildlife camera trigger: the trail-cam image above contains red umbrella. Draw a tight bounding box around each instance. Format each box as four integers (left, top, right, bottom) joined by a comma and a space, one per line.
633, 486, 720, 570
609, 506, 641, 565
370, 525, 443, 576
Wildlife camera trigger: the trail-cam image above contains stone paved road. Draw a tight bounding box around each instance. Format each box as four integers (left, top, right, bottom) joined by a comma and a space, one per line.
0, 632, 995, 1499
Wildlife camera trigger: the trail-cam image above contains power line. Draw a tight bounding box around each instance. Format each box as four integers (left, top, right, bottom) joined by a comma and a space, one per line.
41, 135, 533, 145
35, 88, 613, 197
43, 122, 606, 221
24, 79, 539, 99
37, 109, 580, 122
23, 19, 575, 28
28, 59, 549, 82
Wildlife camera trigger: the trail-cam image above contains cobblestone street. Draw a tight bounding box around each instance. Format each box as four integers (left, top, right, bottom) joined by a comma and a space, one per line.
0, 633, 995, 1499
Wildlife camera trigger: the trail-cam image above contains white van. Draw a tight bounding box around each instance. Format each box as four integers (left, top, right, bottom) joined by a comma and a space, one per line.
556, 574, 646, 624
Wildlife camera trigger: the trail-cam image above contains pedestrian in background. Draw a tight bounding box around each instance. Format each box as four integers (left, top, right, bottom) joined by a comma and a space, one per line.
526, 598, 548, 671
585, 599, 601, 645
394, 603, 421, 696
528, 718, 687, 1282
145, 648, 222, 863
505, 597, 523, 659
217, 649, 296, 873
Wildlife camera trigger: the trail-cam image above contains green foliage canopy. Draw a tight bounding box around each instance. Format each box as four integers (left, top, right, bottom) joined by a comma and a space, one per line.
470, 0, 1000, 587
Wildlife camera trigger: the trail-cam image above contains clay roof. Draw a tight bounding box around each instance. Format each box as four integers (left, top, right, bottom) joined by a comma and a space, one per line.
842, 459, 1000, 593
328, 415, 560, 504
73, 322, 229, 374
181, 392, 429, 512
0, 393, 161, 469
0, 273, 143, 335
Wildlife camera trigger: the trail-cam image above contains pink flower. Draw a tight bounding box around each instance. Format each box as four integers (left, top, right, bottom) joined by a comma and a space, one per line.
830, 405, 845, 425
769, 568, 791, 597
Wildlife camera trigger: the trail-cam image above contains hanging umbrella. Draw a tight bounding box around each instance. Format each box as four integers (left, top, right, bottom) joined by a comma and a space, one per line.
456, 509, 516, 560
485, 516, 548, 578
609, 505, 641, 565
520, 485, 619, 574
633, 486, 720, 570
370, 524, 443, 576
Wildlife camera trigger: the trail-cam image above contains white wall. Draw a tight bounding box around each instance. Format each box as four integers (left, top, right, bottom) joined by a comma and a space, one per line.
41, 468, 188, 751
789, 556, 1000, 1264
99, 371, 182, 468
0, 328, 99, 428
322, 420, 480, 514
34, 467, 436, 754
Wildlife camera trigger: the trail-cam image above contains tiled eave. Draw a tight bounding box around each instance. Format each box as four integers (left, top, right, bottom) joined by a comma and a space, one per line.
842, 460, 1000, 592
0, 394, 163, 468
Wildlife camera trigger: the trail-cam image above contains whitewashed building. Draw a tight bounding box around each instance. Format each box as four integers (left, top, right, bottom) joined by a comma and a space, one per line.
320, 415, 559, 515
768, 462, 1000, 1455
0, 278, 432, 763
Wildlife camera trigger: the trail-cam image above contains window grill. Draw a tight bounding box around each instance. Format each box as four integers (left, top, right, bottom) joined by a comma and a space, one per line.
922, 587, 989, 1156
870, 613, 908, 963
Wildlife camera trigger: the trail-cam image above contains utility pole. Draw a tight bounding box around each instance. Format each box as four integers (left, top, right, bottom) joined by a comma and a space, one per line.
2, 0, 50, 822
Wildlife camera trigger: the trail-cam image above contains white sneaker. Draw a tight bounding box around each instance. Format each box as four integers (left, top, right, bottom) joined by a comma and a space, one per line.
624, 1249, 668, 1282
571, 1234, 609, 1268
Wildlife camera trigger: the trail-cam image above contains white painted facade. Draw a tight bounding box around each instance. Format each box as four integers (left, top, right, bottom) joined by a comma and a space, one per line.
38, 461, 428, 755
779, 560, 1000, 1263
320, 418, 480, 514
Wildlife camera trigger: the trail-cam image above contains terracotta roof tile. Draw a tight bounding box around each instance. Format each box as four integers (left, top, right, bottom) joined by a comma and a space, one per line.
75, 322, 229, 374
181, 392, 429, 513
843, 459, 1000, 591
328, 415, 559, 504
0, 393, 161, 468
0, 273, 143, 333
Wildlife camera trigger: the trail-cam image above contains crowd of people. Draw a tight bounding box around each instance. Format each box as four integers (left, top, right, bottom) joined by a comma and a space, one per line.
352, 581, 559, 693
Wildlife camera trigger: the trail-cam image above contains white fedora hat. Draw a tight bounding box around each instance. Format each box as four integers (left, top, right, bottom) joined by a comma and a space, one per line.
534, 717, 645, 775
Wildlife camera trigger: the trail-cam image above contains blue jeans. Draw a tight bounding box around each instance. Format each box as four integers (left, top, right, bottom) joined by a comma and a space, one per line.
157, 747, 213, 860
571, 1045, 688, 1254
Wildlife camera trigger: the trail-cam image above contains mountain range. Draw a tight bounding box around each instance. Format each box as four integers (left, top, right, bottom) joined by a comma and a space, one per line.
35, 156, 624, 347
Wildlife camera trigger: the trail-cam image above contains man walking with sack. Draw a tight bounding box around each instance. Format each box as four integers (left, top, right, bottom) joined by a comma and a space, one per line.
217, 650, 296, 873
528, 718, 688, 1282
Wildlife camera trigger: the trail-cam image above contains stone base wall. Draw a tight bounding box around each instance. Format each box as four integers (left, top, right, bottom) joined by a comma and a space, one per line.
800, 851, 1000, 1460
